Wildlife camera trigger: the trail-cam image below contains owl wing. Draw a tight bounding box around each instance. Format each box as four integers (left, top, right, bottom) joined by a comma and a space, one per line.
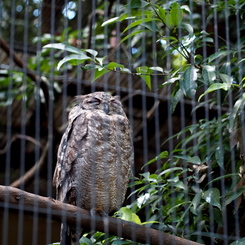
53, 107, 88, 202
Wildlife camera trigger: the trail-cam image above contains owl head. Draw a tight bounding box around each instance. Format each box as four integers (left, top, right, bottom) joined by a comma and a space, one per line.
71, 92, 126, 116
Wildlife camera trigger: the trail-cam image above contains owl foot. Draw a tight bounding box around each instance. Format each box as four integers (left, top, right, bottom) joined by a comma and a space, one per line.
90, 208, 108, 217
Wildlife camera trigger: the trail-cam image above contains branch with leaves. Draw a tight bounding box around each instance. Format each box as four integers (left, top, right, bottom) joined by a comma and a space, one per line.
0, 185, 203, 245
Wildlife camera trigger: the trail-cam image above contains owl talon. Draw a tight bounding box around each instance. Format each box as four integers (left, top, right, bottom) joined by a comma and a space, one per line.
90, 208, 108, 217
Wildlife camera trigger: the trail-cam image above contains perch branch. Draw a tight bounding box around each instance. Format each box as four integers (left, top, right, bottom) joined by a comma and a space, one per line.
0, 185, 203, 245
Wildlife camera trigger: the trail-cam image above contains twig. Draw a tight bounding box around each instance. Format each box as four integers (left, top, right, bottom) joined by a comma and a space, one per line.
0, 185, 204, 245
0, 134, 42, 155
10, 142, 49, 188
0, 37, 49, 110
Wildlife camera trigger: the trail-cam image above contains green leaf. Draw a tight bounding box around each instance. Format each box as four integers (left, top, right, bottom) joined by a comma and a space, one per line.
203, 188, 221, 210
84, 49, 98, 57
215, 146, 224, 170
180, 65, 197, 98
191, 192, 202, 215
144, 151, 168, 166
103, 10, 154, 27
206, 173, 239, 187
202, 65, 216, 84
174, 155, 201, 164
170, 2, 183, 26
149, 66, 164, 73
182, 23, 194, 35
126, 0, 149, 9
170, 88, 184, 113
43, 43, 83, 55
159, 167, 183, 177
136, 66, 152, 90
230, 237, 245, 245
101, 16, 120, 26
157, 7, 173, 28
120, 30, 143, 44
79, 236, 94, 245
123, 18, 158, 33
116, 207, 142, 224
57, 54, 92, 70
225, 186, 245, 206
198, 83, 231, 101
137, 193, 151, 208
95, 57, 106, 66
208, 50, 230, 63
112, 241, 134, 245
91, 67, 110, 82
219, 73, 233, 84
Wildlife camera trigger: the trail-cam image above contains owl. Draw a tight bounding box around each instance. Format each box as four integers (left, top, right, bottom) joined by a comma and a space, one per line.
53, 91, 134, 245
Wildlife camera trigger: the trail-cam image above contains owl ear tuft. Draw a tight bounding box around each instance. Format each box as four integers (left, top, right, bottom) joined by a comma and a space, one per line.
113, 95, 121, 101
70, 96, 83, 107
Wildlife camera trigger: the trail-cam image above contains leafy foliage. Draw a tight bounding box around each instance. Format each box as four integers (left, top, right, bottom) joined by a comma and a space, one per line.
44, 0, 245, 244
3, 0, 245, 244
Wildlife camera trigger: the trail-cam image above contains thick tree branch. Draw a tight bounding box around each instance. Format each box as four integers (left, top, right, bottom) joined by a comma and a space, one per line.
0, 185, 203, 245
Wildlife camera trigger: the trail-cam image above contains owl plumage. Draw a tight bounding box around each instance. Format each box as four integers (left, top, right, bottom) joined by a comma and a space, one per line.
53, 92, 134, 245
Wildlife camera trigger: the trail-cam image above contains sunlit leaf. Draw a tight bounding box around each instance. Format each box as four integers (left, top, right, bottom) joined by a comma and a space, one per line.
215, 146, 224, 169
157, 6, 173, 28
230, 237, 245, 245
149, 66, 164, 73
182, 23, 193, 35
116, 207, 142, 224
159, 167, 183, 177
43, 43, 83, 54
202, 65, 216, 84
123, 18, 158, 33
219, 73, 233, 84
137, 193, 151, 208
180, 65, 197, 98
120, 30, 143, 44
203, 188, 221, 210
106, 62, 125, 70
120, 67, 131, 73
136, 66, 152, 90
198, 83, 231, 101
84, 49, 98, 57
208, 50, 230, 63
170, 2, 183, 26
101, 17, 120, 26
91, 67, 110, 82
57, 54, 92, 70
95, 57, 105, 66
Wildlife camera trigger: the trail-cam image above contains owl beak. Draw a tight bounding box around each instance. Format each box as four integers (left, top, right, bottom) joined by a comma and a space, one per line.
103, 103, 109, 114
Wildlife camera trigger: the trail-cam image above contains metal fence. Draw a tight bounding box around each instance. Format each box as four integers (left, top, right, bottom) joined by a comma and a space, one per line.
1, 0, 245, 245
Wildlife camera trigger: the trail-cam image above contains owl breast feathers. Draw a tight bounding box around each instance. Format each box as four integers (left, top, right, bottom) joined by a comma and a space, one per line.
53, 92, 134, 215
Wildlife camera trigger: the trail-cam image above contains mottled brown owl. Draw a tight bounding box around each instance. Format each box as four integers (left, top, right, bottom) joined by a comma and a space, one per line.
53, 91, 134, 245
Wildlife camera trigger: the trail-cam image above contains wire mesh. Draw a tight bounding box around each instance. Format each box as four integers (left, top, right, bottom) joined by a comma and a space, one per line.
1, 0, 245, 245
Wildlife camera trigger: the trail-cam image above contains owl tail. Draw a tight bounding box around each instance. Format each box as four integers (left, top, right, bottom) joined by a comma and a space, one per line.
60, 223, 81, 245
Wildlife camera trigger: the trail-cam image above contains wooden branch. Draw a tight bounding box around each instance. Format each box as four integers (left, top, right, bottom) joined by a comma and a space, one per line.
10, 142, 49, 188
0, 185, 203, 245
